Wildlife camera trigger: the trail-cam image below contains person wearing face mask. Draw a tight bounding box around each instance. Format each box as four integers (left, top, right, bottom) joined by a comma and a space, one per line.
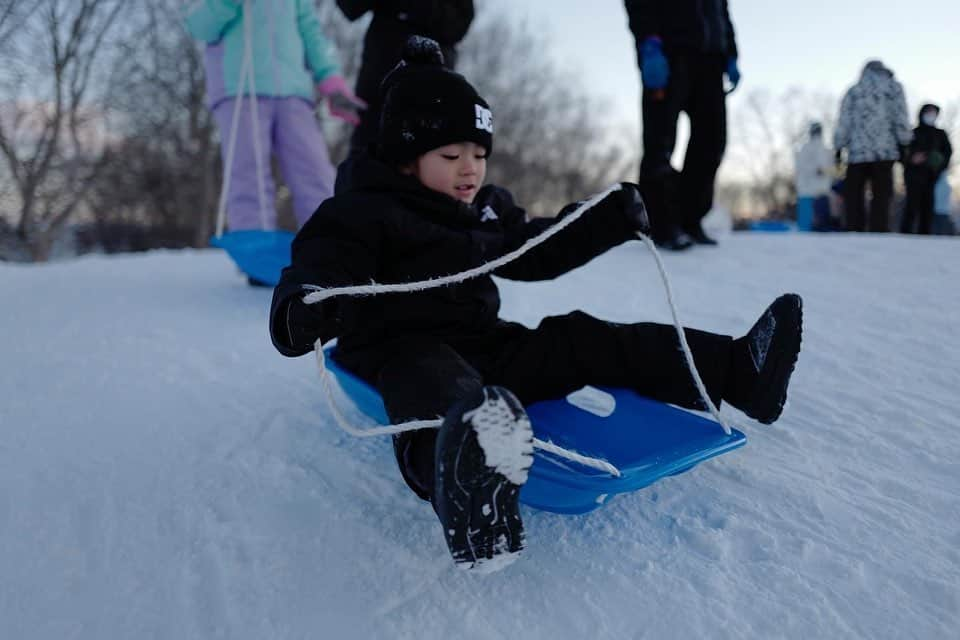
900, 103, 953, 235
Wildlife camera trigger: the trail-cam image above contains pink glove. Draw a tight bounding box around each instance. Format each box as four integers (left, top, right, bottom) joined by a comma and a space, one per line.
317, 75, 367, 126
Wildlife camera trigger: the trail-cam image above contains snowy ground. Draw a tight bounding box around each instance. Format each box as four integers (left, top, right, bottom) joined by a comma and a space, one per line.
2, 230, 958, 639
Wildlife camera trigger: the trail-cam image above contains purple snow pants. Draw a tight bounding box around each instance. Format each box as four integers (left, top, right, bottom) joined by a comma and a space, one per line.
213, 96, 336, 231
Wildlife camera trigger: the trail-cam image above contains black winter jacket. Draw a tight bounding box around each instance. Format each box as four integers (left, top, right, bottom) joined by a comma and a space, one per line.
269, 153, 639, 360
337, 0, 473, 66
624, 0, 738, 58
907, 123, 952, 177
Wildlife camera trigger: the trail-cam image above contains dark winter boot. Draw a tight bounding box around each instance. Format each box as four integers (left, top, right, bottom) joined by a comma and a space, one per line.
724, 294, 803, 424
683, 222, 719, 246
433, 386, 534, 573
654, 225, 695, 251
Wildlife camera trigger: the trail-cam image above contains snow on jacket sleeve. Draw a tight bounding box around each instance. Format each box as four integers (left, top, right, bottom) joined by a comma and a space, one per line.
183, 0, 241, 43
270, 202, 382, 357
297, 0, 340, 83
482, 185, 636, 282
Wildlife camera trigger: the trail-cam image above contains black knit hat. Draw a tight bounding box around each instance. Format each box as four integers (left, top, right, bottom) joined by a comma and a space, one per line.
377, 36, 493, 165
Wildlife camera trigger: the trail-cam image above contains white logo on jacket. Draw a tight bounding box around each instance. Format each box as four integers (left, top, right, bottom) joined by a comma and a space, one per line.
475, 105, 493, 133
480, 205, 498, 222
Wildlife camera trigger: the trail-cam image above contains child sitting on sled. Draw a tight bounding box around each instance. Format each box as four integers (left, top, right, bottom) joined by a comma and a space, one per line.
269, 37, 803, 572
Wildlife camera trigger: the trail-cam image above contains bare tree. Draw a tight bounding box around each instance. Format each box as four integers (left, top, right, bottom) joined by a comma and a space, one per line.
458, 10, 634, 215
0, 1, 44, 50
722, 87, 838, 220
82, 0, 220, 252
318, 0, 634, 216
0, 0, 639, 260
0, 0, 127, 260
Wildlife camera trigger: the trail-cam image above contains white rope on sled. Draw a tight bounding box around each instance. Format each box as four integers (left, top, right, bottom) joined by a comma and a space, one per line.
313, 345, 623, 477
308, 183, 732, 478
215, 0, 270, 238
635, 233, 731, 435
302, 184, 621, 303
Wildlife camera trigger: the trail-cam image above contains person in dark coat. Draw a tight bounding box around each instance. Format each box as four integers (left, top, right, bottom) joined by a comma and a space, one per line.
624, 0, 740, 250
336, 0, 474, 155
901, 103, 953, 235
269, 38, 803, 572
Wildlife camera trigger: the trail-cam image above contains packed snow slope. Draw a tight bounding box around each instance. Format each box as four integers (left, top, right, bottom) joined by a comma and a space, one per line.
2, 230, 958, 639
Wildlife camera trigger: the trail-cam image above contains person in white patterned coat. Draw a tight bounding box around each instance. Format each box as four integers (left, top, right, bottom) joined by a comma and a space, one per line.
833, 60, 913, 232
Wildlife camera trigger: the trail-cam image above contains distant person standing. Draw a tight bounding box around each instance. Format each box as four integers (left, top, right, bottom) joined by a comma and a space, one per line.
184, 0, 365, 236
900, 103, 952, 235
624, 0, 741, 250
833, 60, 912, 233
795, 122, 835, 231
336, 0, 474, 155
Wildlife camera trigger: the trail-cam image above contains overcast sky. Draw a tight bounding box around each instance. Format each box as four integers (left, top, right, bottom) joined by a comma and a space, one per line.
488, 0, 960, 132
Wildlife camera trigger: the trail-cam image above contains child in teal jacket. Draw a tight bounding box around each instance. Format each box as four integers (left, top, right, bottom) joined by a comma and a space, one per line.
185, 0, 365, 235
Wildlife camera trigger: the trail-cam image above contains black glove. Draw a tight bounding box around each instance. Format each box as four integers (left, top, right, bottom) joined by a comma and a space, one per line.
284, 295, 327, 351
621, 183, 650, 234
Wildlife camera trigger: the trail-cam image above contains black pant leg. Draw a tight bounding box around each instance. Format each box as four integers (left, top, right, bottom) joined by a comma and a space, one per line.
677, 55, 727, 231
374, 339, 483, 502
902, 169, 919, 233
868, 161, 894, 232
902, 167, 932, 233
844, 163, 869, 231
638, 55, 690, 241
917, 174, 936, 235
486, 311, 732, 411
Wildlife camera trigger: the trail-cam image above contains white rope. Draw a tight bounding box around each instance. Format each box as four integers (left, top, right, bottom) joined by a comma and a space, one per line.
214, 0, 269, 237
635, 233, 732, 435
302, 184, 621, 304
307, 183, 732, 476
213, 26, 249, 237
313, 340, 623, 477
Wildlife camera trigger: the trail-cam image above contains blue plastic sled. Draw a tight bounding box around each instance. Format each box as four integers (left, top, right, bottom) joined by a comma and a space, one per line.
211, 230, 295, 286
748, 220, 794, 233
325, 348, 746, 514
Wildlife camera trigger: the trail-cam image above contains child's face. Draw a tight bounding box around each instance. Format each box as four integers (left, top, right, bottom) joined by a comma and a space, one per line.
406, 142, 487, 203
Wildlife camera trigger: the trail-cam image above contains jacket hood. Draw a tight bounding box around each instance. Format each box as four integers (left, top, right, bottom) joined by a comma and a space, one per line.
861, 60, 892, 79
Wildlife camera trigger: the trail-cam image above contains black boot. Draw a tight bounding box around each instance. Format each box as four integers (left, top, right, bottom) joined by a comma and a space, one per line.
683, 222, 719, 246
724, 294, 803, 424
654, 226, 695, 251
433, 386, 534, 573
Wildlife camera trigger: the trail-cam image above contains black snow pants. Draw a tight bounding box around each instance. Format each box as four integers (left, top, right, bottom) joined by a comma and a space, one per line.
638, 52, 727, 241
335, 311, 733, 502
901, 167, 937, 235
844, 161, 894, 232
